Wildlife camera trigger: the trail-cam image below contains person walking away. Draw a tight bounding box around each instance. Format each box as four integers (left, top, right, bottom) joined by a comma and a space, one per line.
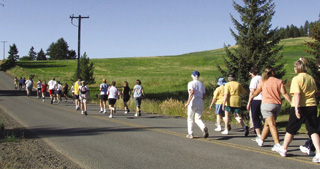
209, 77, 227, 131
222, 73, 248, 136
107, 81, 120, 118
48, 77, 57, 104
133, 79, 145, 117
41, 80, 48, 102
56, 81, 63, 104
74, 77, 82, 110
185, 71, 209, 139
274, 59, 320, 163
63, 83, 69, 102
36, 79, 42, 98
78, 81, 89, 115
19, 77, 23, 90
25, 78, 33, 97
247, 66, 291, 149
14, 77, 18, 89
247, 67, 263, 138
122, 81, 131, 114
99, 79, 109, 114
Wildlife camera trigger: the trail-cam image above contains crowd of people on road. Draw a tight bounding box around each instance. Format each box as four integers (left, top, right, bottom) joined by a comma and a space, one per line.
13, 57, 320, 163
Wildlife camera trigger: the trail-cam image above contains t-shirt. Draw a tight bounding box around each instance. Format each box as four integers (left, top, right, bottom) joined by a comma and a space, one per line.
249, 75, 262, 100
224, 81, 246, 107
213, 85, 224, 105
134, 85, 144, 98
107, 86, 120, 99
57, 84, 63, 91
257, 77, 283, 104
290, 73, 317, 107
25, 80, 32, 88
100, 83, 109, 95
48, 80, 57, 90
187, 80, 205, 99
78, 85, 89, 95
41, 84, 48, 92
37, 81, 41, 89
74, 81, 80, 95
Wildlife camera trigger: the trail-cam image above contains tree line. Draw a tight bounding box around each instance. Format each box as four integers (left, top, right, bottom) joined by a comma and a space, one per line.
276, 20, 320, 39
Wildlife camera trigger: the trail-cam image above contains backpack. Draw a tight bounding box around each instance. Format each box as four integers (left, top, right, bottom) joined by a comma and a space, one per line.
81, 86, 87, 94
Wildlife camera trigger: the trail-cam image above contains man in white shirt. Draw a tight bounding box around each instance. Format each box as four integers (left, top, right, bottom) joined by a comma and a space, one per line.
48, 77, 57, 104
185, 71, 208, 139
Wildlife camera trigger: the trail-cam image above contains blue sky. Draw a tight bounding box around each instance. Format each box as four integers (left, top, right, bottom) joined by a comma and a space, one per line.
0, 0, 319, 59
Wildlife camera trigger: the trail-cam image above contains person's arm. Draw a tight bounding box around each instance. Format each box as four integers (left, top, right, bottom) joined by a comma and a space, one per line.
294, 93, 300, 119
87, 87, 90, 98
209, 98, 217, 110
247, 87, 262, 110
141, 88, 145, 97
222, 93, 228, 111
185, 89, 194, 108
280, 85, 291, 104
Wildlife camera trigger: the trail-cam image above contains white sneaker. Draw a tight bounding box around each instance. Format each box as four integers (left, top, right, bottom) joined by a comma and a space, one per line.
99, 108, 103, 113
312, 154, 320, 163
255, 137, 264, 147
273, 145, 287, 157
300, 145, 315, 156
215, 125, 222, 131
42, 99, 45, 102
109, 114, 113, 118
221, 129, 228, 135
81, 111, 84, 115
186, 134, 194, 139
103, 110, 107, 114
124, 111, 128, 114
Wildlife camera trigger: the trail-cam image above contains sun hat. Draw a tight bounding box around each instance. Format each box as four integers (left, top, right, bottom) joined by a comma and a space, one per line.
217, 77, 226, 86
192, 70, 200, 77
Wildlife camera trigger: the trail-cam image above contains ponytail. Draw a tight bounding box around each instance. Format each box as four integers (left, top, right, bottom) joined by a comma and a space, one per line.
262, 66, 275, 82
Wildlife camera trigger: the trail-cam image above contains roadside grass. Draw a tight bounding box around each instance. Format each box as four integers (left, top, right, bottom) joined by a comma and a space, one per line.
6, 37, 314, 133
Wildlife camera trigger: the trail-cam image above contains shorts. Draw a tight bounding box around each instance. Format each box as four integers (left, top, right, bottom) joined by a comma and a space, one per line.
261, 103, 281, 119
134, 97, 142, 108
100, 95, 108, 101
56, 90, 61, 95
37, 88, 41, 92
286, 106, 319, 136
80, 94, 87, 102
49, 89, 55, 95
123, 95, 130, 102
224, 106, 241, 114
215, 104, 225, 116
75, 94, 79, 100
108, 99, 117, 105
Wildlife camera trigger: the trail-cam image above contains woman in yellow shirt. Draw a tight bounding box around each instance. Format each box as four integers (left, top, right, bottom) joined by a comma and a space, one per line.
210, 77, 227, 132
274, 59, 320, 163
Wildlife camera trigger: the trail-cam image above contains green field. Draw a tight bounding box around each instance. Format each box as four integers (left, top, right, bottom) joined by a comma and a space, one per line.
6, 37, 315, 131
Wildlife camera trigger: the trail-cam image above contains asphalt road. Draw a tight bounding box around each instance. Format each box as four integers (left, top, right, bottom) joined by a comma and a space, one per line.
0, 71, 319, 169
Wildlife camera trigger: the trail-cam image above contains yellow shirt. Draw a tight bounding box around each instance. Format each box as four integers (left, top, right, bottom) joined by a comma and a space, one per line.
290, 73, 317, 107
224, 81, 246, 107
213, 85, 224, 105
74, 80, 80, 95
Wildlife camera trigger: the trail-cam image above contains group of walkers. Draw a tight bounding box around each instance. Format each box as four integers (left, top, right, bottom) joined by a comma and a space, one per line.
188, 58, 319, 163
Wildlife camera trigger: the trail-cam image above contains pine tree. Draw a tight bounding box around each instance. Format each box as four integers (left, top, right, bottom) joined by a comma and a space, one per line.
36, 48, 47, 60
72, 52, 95, 85
217, 0, 284, 89
28, 46, 37, 60
7, 43, 19, 61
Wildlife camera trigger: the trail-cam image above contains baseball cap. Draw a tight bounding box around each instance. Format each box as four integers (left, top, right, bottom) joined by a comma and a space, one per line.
217, 77, 226, 86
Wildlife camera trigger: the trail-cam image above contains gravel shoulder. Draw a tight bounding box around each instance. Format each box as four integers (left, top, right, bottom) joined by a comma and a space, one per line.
0, 107, 82, 169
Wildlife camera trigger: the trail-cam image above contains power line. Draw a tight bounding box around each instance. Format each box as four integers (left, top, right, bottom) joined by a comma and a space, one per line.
69, 15, 89, 78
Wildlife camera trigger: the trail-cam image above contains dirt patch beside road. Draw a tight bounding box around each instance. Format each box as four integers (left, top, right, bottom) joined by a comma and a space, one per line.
0, 107, 81, 169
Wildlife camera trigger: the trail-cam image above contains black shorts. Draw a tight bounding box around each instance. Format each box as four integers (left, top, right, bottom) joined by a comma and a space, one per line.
75, 94, 79, 100
108, 99, 117, 105
100, 95, 108, 101
123, 95, 130, 102
286, 106, 319, 135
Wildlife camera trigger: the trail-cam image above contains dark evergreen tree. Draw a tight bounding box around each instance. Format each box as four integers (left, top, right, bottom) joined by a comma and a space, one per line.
7, 43, 19, 61
218, 0, 284, 89
36, 48, 47, 60
72, 52, 95, 85
46, 38, 71, 60
28, 46, 37, 60
304, 20, 310, 36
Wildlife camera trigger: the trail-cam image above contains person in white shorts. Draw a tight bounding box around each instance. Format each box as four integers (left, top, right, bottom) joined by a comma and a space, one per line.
78, 81, 90, 115
48, 77, 57, 104
185, 71, 209, 139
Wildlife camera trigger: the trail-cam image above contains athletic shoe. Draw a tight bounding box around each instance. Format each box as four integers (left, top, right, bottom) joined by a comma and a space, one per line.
103, 110, 107, 114
134, 113, 138, 117
124, 111, 128, 114
42, 99, 45, 102
214, 126, 222, 132
138, 111, 141, 116
203, 127, 209, 138
109, 114, 113, 118
186, 134, 194, 139
99, 108, 103, 113
128, 109, 130, 113
244, 126, 249, 137
273, 145, 287, 157
255, 137, 264, 147
312, 154, 320, 163
84, 111, 87, 116
228, 124, 232, 131
51, 100, 53, 104
81, 111, 84, 115
221, 129, 228, 135
300, 145, 315, 156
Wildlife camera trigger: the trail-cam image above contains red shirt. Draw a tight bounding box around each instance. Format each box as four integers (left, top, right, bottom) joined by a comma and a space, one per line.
41, 84, 48, 92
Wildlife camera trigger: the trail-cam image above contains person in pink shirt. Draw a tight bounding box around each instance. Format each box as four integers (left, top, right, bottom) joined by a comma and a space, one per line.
247, 66, 291, 150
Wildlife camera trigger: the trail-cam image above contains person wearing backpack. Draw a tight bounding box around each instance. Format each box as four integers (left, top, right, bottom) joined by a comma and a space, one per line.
78, 81, 90, 115
107, 81, 120, 118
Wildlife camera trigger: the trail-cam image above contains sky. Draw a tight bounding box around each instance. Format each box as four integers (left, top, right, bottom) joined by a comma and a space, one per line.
0, 0, 319, 59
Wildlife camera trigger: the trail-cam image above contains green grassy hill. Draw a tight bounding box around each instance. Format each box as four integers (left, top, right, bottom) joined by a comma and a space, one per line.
6, 37, 315, 128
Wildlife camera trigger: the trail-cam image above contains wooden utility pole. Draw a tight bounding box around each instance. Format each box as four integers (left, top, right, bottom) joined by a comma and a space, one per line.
70, 15, 89, 78
1, 41, 7, 60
